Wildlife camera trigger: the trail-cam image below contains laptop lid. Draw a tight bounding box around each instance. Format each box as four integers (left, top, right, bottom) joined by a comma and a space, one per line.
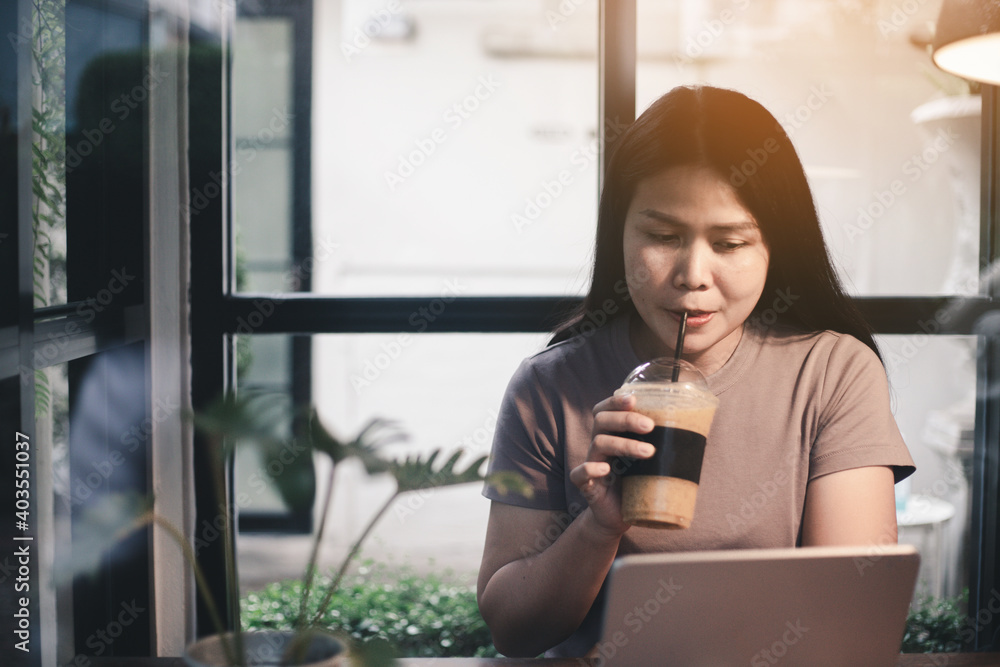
593, 544, 920, 667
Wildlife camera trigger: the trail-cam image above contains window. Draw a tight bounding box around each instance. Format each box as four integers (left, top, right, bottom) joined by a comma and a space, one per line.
2, 0, 156, 662
208, 0, 1000, 651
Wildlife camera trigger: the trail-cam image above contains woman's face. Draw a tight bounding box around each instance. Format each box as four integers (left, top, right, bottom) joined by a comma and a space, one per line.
622, 165, 770, 374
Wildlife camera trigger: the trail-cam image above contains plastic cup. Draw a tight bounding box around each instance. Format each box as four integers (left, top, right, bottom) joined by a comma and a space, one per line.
614, 358, 719, 529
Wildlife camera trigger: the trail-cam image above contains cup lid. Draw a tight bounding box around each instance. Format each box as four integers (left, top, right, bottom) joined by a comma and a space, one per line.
619, 358, 712, 394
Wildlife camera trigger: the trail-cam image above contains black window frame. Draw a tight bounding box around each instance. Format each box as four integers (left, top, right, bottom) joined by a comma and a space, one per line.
2, 0, 155, 664
186, 0, 1000, 651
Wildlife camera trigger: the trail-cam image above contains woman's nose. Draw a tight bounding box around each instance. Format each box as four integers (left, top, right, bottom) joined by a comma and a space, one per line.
673, 243, 712, 291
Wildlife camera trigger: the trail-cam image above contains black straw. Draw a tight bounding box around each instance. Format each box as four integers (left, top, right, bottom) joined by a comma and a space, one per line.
671, 311, 688, 381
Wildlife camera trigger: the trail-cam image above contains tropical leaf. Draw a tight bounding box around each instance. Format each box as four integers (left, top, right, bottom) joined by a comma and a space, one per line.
308, 413, 406, 473
388, 449, 489, 494
304, 407, 350, 463
347, 418, 406, 474
260, 438, 316, 514
191, 390, 285, 450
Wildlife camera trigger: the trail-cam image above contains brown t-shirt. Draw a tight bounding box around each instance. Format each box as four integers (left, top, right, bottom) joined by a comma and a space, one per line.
483, 315, 915, 655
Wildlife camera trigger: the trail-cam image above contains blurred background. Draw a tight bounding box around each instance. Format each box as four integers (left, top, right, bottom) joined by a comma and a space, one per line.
16, 0, 993, 661
227, 0, 979, 602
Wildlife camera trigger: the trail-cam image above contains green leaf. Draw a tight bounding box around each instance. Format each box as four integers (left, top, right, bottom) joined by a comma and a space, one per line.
389, 450, 489, 494
305, 408, 350, 463
349, 418, 406, 474
309, 414, 406, 472
32, 181, 52, 207
259, 438, 316, 513
191, 390, 285, 448
350, 637, 397, 667
31, 142, 48, 167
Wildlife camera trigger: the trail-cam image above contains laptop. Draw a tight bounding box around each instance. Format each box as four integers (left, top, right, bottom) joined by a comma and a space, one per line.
591, 544, 920, 666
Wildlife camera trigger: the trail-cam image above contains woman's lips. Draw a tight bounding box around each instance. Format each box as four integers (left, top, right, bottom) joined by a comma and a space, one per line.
670, 310, 714, 326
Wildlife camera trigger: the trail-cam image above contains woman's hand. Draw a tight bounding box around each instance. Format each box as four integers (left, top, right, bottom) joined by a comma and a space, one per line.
569, 393, 656, 538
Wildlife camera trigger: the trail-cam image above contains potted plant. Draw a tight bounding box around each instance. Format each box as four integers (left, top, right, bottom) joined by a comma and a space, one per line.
73, 390, 529, 666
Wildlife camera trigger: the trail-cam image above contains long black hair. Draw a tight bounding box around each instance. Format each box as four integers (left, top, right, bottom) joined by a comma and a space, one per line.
551, 85, 880, 362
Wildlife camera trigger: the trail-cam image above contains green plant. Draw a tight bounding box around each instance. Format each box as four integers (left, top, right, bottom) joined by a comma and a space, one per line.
76, 390, 529, 665
242, 563, 500, 658
901, 589, 968, 654
30, 0, 67, 419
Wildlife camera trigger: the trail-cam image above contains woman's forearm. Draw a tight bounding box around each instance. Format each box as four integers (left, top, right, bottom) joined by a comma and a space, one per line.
479, 508, 623, 657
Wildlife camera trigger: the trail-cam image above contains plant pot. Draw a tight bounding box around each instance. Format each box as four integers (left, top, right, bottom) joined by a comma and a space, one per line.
184, 630, 346, 667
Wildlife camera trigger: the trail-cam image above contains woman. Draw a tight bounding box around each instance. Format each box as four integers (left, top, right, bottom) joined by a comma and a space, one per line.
476, 85, 915, 657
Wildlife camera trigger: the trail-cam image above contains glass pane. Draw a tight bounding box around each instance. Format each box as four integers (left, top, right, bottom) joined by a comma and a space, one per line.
233, 334, 298, 527
232, 0, 600, 297
33, 0, 68, 308
877, 334, 975, 651
35, 361, 71, 664
636, 0, 980, 297
235, 332, 548, 594
234, 332, 978, 654
232, 15, 296, 293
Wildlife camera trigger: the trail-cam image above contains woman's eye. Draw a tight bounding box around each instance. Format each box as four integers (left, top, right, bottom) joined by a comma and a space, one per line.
715, 240, 747, 251
650, 234, 679, 244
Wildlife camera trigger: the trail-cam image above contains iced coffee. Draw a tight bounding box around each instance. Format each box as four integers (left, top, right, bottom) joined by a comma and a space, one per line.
614, 358, 718, 529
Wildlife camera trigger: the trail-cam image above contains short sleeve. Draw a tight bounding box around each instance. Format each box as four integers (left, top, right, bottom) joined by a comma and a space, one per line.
482, 359, 569, 511
809, 335, 916, 483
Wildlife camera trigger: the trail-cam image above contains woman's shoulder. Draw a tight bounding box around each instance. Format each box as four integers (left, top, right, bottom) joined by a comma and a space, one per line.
507, 316, 635, 400
756, 323, 874, 354
750, 323, 883, 374
525, 315, 632, 372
